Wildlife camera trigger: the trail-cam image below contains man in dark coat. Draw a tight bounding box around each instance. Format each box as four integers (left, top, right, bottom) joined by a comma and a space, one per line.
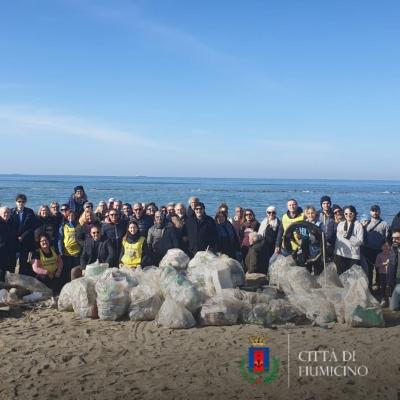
0, 207, 18, 281
101, 210, 127, 268
10, 194, 40, 276
182, 202, 218, 257
130, 203, 154, 238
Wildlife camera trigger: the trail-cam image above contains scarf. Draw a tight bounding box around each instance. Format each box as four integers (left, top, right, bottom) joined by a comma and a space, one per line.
344, 221, 355, 240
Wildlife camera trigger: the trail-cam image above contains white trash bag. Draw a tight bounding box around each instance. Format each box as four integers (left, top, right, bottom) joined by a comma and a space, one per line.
159, 249, 190, 270
317, 262, 343, 288
160, 266, 202, 312
70, 277, 97, 319
156, 297, 196, 329
128, 286, 162, 321
95, 268, 130, 321
198, 292, 243, 326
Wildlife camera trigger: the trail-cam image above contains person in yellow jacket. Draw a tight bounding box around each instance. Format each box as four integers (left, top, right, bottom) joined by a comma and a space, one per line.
120, 221, 152, 268
276, 199, 305, 255
31, 234, 63, 294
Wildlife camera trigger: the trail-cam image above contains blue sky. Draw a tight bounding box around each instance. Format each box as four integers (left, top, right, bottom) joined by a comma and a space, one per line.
0, 0, 399, 179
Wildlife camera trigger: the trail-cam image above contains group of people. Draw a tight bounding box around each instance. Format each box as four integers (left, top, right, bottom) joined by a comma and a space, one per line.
0, 186, 400, 309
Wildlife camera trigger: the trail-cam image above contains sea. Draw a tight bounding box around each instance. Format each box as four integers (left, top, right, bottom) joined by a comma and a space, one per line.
0, 175, 399, 223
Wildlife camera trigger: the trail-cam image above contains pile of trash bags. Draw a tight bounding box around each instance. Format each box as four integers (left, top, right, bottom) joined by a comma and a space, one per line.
269, 255, 384, 327
57, 250, 384, 329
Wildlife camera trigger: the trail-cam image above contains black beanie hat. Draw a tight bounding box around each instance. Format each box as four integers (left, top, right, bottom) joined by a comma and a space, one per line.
74, 185, 84, 193
320, 195, 331, 206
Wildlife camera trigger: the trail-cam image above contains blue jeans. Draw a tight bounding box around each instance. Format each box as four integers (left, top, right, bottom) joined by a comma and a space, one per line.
389, 284, 400, 310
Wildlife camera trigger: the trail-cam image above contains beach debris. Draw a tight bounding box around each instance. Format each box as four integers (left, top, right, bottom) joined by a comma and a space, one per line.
128, 286, 162, 321
95, 268, 130, 321
159, 248, 190, 270
156, 296, 196, 329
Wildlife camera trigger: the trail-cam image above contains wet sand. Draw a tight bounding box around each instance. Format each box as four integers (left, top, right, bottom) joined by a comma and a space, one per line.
1, 307, 399, 400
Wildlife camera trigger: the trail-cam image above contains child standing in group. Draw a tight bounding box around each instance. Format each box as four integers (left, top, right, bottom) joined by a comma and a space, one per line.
375, 241, 395, 307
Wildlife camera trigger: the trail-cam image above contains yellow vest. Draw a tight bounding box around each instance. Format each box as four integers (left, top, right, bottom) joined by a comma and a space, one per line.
121, 237, 145, 268
282, 213, 304, 251
63, 224, 81, 256
39, 248, 58, 273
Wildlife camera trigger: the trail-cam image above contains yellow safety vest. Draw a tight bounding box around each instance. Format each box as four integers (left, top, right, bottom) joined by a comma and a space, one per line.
281, 213, 304, 251
121, 237, 145, 268
63, 224, 81, 256
39, 248, 58, 273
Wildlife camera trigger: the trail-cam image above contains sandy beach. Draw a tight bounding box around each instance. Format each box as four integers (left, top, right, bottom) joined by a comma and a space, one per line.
1, 306, 399, 400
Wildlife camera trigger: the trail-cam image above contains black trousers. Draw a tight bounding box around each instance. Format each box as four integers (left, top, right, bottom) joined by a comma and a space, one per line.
361, 247, 380, 287
333, 255, 361, 275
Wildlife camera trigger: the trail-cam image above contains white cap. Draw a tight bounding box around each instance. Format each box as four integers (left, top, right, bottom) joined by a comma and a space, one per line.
108, 198, 115, 203
266, 206, 276, 213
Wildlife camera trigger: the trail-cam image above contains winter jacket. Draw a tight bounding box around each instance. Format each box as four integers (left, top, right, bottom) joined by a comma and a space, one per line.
101, 220, 128, 264
216, 220, 240, 259
182, 215, 218, 257
80, 238, 115, 268
10, 207, 40, 251
67, 194, 87, 219
334, 220, 364, 260
0, 218, 17, 269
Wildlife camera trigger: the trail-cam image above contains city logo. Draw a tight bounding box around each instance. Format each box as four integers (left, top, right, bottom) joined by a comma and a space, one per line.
240, 335, 280, 385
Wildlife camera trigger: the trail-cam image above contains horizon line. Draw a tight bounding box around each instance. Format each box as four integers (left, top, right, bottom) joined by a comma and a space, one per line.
0, 173, 399, 183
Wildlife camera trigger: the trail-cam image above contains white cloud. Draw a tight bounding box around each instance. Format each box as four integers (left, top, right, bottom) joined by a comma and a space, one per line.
0, 105, 171, 149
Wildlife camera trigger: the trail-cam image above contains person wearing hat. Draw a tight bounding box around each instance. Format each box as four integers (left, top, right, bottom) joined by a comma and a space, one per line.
318, 195, 336, 259
67, 185, 88, 220
361, 205, 390, 289
258, 206, 282, 263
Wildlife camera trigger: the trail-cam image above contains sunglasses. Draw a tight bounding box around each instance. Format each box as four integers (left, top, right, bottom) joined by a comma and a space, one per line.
267, 211, 276, 215
194, 207, 203, 211
245, 213, 252, 216
392, 236, 400, 240
61, 208, 68, 212
344, 212, 354, 216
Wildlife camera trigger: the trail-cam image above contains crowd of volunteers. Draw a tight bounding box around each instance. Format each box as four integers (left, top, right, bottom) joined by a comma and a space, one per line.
1, 185, 400, 309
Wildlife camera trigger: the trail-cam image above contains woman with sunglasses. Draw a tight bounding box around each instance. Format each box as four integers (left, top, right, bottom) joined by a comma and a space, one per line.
239, 209, 260, 261
258, 206, 282, 262
334, 205, 365, 274
31, 234, 63, 294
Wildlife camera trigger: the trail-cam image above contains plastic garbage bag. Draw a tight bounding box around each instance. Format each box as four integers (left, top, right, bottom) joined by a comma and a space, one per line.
245, 273, 268, 288
159, 249, 190, 270
241, 299, 298, 325
134, 266, 162, 297
119, 266, 140, 287
341, 271, 383, 327
186, 251, 218, 289
317, 263, 343, 288
288, 291, 336, 325
95, 268, 130, 320
58, 281, 74, 312
70, 277, 97, 319
203, 261, 234, 296
198, 292, 243, 326
156, 297, 196, 329
317, 287, 346, 324
160, 266, 202, 312
85, 261, 109, 279
240, 290, 277, 304
339, 264, 369, 290
218, 255, 245, 287
128, 286, 162, 321
5, 272, 52, 297
268, 255, 295, 289
284, 267, 320, 294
